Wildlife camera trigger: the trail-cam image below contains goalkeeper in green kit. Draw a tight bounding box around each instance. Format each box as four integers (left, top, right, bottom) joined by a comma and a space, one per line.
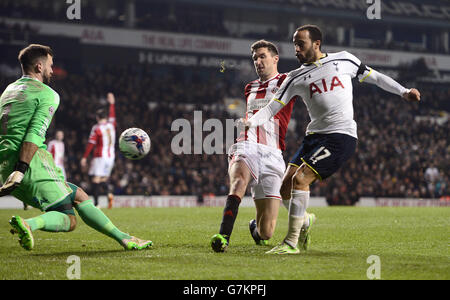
0, 44, 152, 251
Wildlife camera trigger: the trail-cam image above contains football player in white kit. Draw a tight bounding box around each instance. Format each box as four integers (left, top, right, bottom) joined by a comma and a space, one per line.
244, 25, 421, 254
211, 40, 311, 252
81, 93, 116, 209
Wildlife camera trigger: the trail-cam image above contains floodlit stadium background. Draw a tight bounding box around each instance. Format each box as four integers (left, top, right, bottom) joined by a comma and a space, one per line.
0, 0, 449, 208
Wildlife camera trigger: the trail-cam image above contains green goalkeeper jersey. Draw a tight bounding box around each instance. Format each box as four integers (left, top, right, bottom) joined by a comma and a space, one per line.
0, 76, 59, 160
0, 76, 71, 209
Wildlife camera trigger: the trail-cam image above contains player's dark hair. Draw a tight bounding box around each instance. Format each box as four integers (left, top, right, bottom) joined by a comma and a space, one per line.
96, 108, 108, 120
251, 40, 279, 56
296, 24, 322, 50
18, 44, 53, 73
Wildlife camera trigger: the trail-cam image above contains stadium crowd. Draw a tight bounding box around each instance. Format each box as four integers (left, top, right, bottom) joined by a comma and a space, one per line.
2, 63, 448, 205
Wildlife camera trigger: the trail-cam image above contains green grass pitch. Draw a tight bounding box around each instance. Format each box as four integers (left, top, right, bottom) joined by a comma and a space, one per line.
0, 206, 448, 280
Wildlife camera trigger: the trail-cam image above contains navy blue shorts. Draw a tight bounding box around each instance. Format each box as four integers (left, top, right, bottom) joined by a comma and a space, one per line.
289, 133, 357, 180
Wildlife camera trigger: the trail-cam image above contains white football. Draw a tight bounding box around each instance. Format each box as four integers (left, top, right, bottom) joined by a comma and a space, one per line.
118, 128, 151, 160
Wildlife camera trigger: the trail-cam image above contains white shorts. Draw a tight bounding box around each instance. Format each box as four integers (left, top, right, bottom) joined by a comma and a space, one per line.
88, 157, 115, 177
228, 141, 286, 200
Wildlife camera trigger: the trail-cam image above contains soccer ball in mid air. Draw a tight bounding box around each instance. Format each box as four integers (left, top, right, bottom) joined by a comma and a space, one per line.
119, 128, 151, 160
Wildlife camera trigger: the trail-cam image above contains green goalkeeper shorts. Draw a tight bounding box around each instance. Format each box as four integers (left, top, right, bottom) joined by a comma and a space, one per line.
7, 148, 73, 211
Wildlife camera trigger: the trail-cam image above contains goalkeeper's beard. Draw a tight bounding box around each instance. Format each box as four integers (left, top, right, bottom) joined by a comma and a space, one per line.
42, 70, 52, 84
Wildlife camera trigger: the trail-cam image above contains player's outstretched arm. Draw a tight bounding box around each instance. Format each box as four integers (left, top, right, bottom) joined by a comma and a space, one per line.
361, 68, 420, 102
107, 92, 116, 127
107, 92, 115, 105
245, 71, 299, 129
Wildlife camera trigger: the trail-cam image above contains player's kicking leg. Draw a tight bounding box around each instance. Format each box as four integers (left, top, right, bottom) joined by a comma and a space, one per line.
277, 164, 317, 252
211, 160, 251, 252
266, 164, 317, 254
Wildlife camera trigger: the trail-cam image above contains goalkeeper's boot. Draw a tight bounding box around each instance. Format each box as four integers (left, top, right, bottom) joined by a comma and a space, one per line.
210, 233, 229, 252
299, 213, 316, 251
121, 236, 153, 250
265, 242, 299, 255
9, 216, 34, 251
249, 219, 268, 246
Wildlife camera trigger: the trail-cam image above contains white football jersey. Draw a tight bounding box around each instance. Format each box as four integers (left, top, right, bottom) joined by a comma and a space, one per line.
274, 51, 371, 138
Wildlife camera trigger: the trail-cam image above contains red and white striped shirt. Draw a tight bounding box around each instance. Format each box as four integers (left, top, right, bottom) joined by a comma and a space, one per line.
83, 103, 116, 159
237, 73, 296, 150
48, 139, 65, 167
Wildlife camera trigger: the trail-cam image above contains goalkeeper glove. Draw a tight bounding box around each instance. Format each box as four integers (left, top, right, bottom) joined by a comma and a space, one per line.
0, 161, 28, 196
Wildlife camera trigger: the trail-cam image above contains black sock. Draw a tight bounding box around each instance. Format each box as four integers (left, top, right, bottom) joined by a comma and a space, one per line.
92, 183, 99, 206
219, 195, 241, 242
100, 182, 109, 195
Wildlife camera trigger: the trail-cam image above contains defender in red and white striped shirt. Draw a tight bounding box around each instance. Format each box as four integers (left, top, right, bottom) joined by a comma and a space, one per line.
81, 93, 116, 208
47, 130, 66, 179
211, 40, 299, 252
237, 73, 295, 150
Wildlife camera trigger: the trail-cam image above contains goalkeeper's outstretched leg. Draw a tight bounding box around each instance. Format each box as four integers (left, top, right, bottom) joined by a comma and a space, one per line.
10, 184, 152, 251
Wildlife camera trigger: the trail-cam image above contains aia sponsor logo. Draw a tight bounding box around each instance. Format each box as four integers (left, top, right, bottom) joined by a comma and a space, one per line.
310, 76, 344, 98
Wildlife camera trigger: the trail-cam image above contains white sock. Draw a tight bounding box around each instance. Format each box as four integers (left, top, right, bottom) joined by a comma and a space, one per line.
284, 200, 310, 229
284, 215, 303, 248
283, 190, 310, 248
302, 212, 310, 228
